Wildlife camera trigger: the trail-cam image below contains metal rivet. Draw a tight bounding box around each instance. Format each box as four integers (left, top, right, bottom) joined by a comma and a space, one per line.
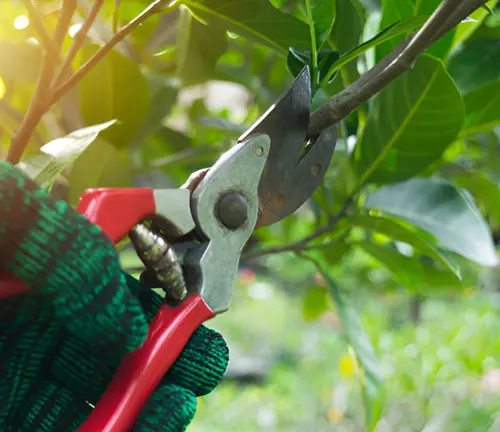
311, 163, 321, 177
217, 192, 248, 229
255, 146, 264, 156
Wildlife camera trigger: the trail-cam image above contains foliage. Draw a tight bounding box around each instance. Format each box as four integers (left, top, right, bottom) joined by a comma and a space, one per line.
2, 0, 500, 430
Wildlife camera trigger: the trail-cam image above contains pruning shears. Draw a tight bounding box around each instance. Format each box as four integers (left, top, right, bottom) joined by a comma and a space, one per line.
0, 67, 338, 431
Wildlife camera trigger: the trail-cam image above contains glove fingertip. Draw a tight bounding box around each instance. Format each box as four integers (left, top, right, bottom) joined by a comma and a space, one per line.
134, 384, 196, 432
166, 325, 229, 397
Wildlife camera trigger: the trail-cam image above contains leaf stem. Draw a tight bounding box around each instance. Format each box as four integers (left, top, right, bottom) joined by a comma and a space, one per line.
305, 0, 318, 93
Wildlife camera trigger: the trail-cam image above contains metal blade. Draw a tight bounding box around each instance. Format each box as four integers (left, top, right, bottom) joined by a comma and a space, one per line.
238, 67, 338, 228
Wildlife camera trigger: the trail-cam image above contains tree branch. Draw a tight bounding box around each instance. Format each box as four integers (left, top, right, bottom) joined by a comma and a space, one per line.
22, 0, 55, 52
249, 0, 488, 260
52, 0, 77, 48
53, 0, 105, 86
50, 0, 177, 104
308, 0, 488, 137
6, 0, 178, 164
242, 199, 352, 260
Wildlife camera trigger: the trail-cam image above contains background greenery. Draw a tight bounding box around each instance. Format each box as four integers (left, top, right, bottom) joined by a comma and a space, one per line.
4, 0, 500, 430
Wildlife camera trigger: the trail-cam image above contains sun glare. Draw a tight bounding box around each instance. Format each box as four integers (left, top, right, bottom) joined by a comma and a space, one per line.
69, 23, 82, 37
0, 77, 6, 100
13, 15, 29, 30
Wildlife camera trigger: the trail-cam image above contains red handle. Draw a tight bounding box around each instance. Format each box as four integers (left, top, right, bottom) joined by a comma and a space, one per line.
0, 188, 157, 298
78, 294, 215, 432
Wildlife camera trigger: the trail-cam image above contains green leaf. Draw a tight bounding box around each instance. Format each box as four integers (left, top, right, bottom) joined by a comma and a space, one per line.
320, 269, 384, 431
302, 285, 329, 322
16, 121, 116, 190
287, 48, 339, 92
134, 79, 179, 143
326, 16, 427, 81
376, 0, 454, 61
364, 177, 499, 267
460, 81, 500, 137
68, 138, 131, 206
176, 7, 228, 85
452, 169, 500, 227
77, 46, 150, 149
0, 40, 42, 82
329, 0, 364, 52
448, 38, 500, 94
358, 242, 461, 290
354, 55, 464, 185
452, 0, 499, 48
341, 214, 460, 278
305, 0, 336, 50
179, 0, 311, 51
328, 0, 364, 85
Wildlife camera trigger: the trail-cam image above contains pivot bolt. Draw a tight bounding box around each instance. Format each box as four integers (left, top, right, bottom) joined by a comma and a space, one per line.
217, 192, 248, 229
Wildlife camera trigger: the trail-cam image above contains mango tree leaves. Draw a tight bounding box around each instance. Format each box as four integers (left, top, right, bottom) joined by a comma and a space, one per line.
302, 285, 330, 321
452, 0, 499, 49
354, 55, 464, 185
460, 81, 500, 137
328, 0, 364, 86
305, 0, 336, 50
0, 40, 42, 82
68, 138, 131, 206
452, 169, 500, 228
176, 7, 228, 85
359, 242, 461, 290
77, 46, 150, 149
287, 48, 339, 93
179, 0, 311, 51
340, 214, 460, 278
364, 177, 499, 267
17, 120, 116, 190
448, 38, 500, 94
376, 0, 454, 61
317, 268, 384, 432
133, 78, 179, 144
326, 16, 426, 83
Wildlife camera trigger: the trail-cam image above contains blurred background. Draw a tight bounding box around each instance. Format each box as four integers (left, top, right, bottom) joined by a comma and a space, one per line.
3, 0, 500, 430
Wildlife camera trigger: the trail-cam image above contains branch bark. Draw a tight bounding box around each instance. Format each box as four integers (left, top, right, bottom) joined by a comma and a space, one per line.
6, 0, 176, 165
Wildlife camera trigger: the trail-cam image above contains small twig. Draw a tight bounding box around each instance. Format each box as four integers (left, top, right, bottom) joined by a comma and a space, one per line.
52, 0, 77, 48
242, 199, 352, 260
308, 0, 487, 137
50, 0, 176, 104
22, 0, 55, 52
7, 0, 178, 164
53, 0, 105, 86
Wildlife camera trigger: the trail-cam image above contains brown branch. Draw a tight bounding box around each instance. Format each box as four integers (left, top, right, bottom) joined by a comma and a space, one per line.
308, 0, 488, 137
53, 0, 105, 86
52, 0, 77, 48
6, 0, 177, 164
242, 200, 352, 260
50, 0, 174, 104
22, 0, 54, 52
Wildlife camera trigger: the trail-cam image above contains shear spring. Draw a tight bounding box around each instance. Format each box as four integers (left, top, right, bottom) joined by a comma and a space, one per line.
129, 222, 187, 301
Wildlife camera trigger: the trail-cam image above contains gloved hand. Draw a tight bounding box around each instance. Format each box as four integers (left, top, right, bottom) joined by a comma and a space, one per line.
0, 161, 229, 432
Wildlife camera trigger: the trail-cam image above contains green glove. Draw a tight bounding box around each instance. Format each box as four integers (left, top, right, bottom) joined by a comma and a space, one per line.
0, 161, 229, 432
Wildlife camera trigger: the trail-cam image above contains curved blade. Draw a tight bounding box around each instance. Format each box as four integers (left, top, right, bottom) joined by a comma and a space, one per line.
238, 67, 338, 228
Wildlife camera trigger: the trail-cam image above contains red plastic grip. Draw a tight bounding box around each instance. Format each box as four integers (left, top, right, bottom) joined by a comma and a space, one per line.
0, 188, 157, 298
76, 188, 157, 245
78, 294, 215, 432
